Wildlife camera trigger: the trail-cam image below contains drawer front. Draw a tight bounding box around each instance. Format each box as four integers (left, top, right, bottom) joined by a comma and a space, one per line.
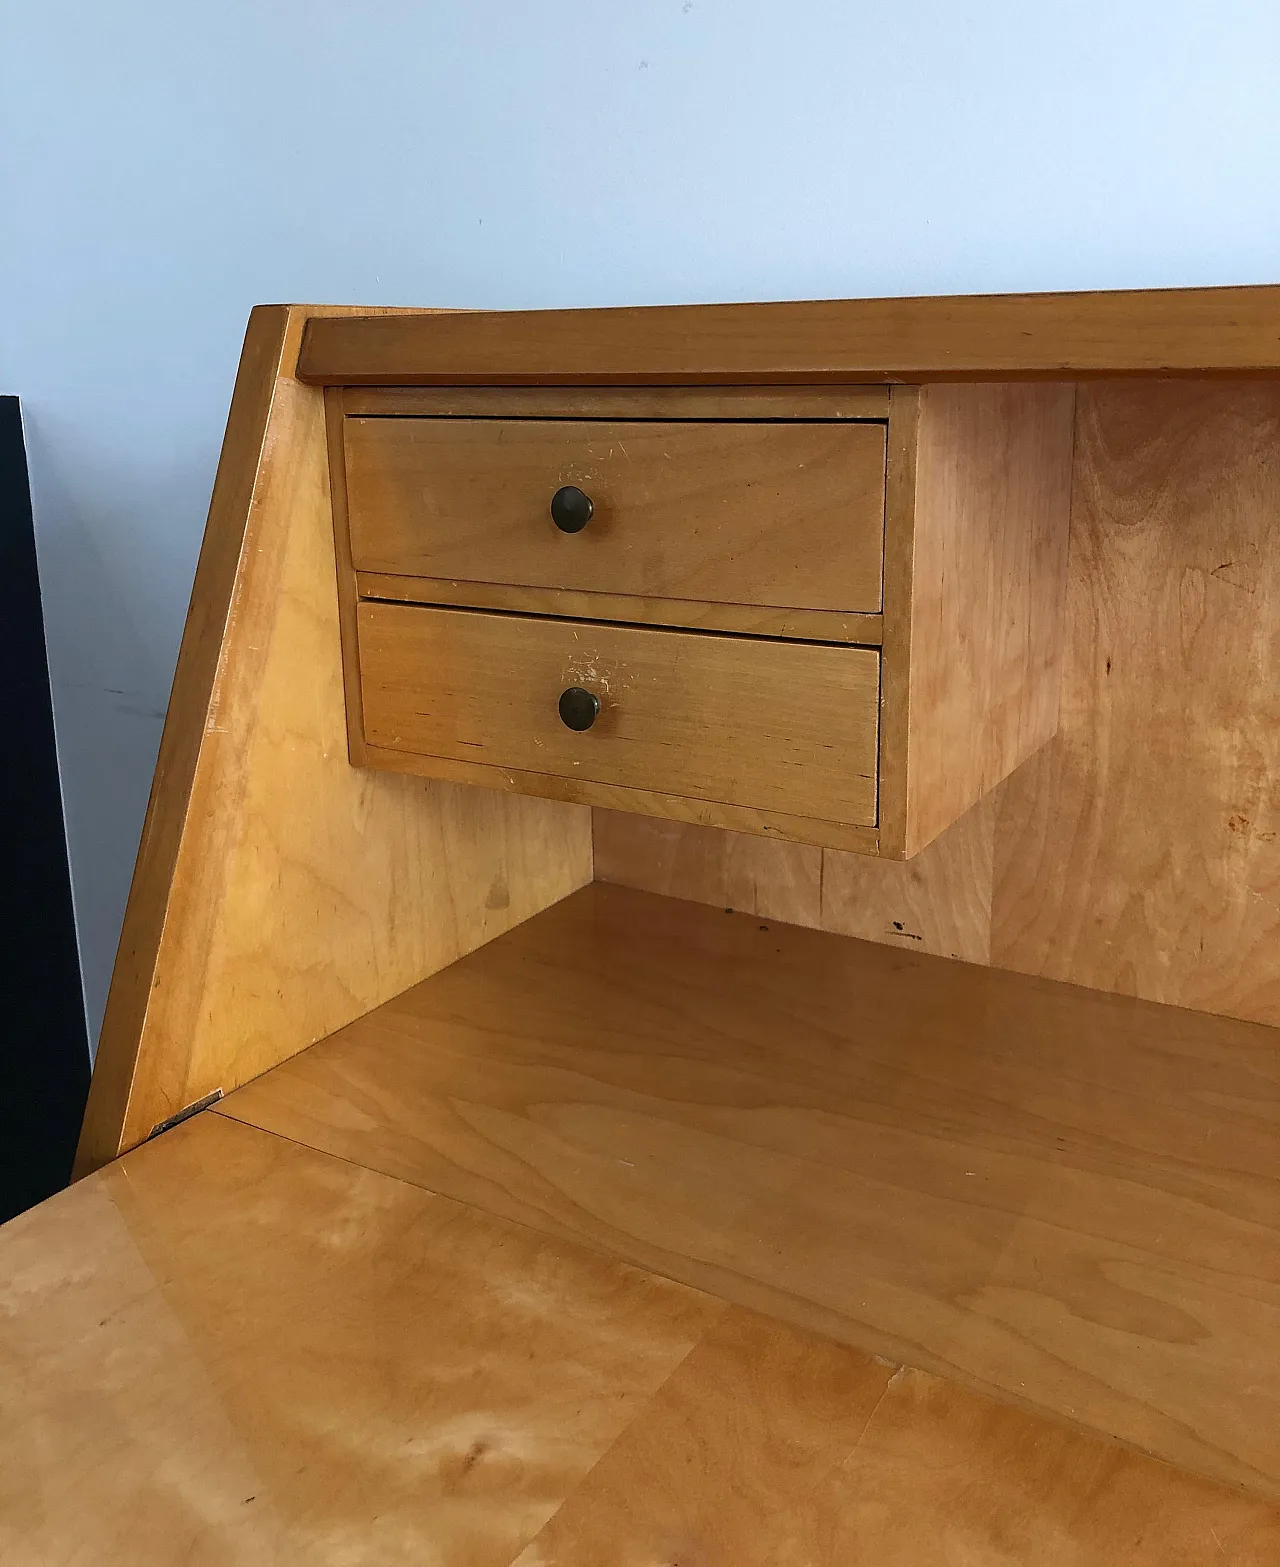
344, 418, 886, 614
358, 603, 880, 825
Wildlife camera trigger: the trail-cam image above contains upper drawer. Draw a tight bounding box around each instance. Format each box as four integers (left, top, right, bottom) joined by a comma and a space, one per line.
342, 417, 886, 613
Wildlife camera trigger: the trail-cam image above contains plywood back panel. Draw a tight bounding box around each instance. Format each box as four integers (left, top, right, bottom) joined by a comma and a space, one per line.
992, 380, 1280, 1015
76, 306, 591, 1174
596, 381, 1280, 1027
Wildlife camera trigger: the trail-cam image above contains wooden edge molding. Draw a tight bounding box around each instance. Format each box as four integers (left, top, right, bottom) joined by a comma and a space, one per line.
325, 388, 370, 765
876, 386, 921, 858
297, 285, 1280, 386
353, 572, 885, 647
338, 385, 892, 419
75, 304, 292, 1176
75, 306, 592, 1176
361, 743, 883, 857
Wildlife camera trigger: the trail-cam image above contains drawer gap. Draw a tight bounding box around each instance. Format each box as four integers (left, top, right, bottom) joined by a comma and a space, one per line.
356, 593, 884, 653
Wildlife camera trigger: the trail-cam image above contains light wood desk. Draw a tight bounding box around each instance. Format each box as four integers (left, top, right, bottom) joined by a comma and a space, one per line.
9, 287, 1280, 1560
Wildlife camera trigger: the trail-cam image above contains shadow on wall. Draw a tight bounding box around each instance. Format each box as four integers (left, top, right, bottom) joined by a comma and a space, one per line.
0, 397, 90, 1223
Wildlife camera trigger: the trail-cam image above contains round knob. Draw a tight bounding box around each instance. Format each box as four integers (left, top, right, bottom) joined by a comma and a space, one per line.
550, 485, 593, 533
558, 686, 600, 731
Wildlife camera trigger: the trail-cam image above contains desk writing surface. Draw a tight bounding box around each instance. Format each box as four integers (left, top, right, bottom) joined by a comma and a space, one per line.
6, 1086, 1279, 1563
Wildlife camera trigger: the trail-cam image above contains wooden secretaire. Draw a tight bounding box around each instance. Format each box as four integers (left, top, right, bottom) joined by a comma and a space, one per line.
44, 289, 1280, 1545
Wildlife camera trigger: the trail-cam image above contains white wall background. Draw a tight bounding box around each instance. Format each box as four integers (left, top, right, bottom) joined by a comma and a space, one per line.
2, 0, 1278, 1048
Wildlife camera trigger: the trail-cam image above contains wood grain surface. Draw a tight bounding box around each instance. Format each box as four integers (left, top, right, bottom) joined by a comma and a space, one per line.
76, 305, 292, 1176
218, 882, 1280, 1501
991, 380, 1280, 1018
894, 383, 1075, 856
599, 380, 1280, 1026
358, 601, 881, 825
338, 380, 1077, 860
339, 383, 892, 419
342, 415, 887, 612
595, 796, 999, 962
593, 810, 825, 927
7, 1084, 1279, 1562
360, 742, 884, 855
76, 306, 591, 1173
513, 1309, 898, 1565
296, 284, 1280, 384
355, 571, 885, 644
4, 1113, 720, 1565
517, 1312, 1280, 1567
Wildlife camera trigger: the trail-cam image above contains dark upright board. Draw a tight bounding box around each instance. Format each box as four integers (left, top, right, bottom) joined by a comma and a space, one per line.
0, 396, 90, 1222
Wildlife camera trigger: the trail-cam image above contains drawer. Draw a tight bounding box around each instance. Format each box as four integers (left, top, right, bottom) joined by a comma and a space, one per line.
331, 383, 1077, 858
343, 417, 886, 614
357, 601, 880, 826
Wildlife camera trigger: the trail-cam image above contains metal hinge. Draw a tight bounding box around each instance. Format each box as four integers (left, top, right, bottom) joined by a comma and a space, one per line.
148, 1088, 224, 1140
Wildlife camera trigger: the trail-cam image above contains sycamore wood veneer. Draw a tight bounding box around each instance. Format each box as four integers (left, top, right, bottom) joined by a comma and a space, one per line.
78, 286, 1280, 1179
11, 1110, 1280, 1563
329, 379, 1075, 856
342, 410, 890, 611
74, 305, 591, 1175
55, 285, 1280, 1533
297, 284, 1280, 383
219, 881, 1280, 1505
595, 378, 1280, 1029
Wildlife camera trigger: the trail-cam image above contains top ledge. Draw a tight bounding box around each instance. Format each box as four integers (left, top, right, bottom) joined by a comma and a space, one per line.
294, 285, 1280, 386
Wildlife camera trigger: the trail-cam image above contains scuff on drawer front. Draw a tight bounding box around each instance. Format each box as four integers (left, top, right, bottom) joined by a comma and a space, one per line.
357, 602, 880, 826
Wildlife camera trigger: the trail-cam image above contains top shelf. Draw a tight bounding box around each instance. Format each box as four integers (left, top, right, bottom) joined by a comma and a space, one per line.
296, 285, 1280, 386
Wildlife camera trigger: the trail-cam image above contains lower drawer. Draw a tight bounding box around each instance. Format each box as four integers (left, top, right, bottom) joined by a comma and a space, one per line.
357, 602, 880, 826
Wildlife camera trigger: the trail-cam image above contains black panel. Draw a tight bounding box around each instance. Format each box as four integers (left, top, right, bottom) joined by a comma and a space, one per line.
0, 396, 90, 1223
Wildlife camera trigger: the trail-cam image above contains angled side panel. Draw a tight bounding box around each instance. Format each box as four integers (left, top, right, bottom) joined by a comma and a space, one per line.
75, 306, 292, 1173
76, 307, 591, 1174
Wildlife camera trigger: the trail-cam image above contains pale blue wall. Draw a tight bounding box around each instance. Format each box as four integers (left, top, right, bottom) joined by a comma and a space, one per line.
2, 0, 1278, 1046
